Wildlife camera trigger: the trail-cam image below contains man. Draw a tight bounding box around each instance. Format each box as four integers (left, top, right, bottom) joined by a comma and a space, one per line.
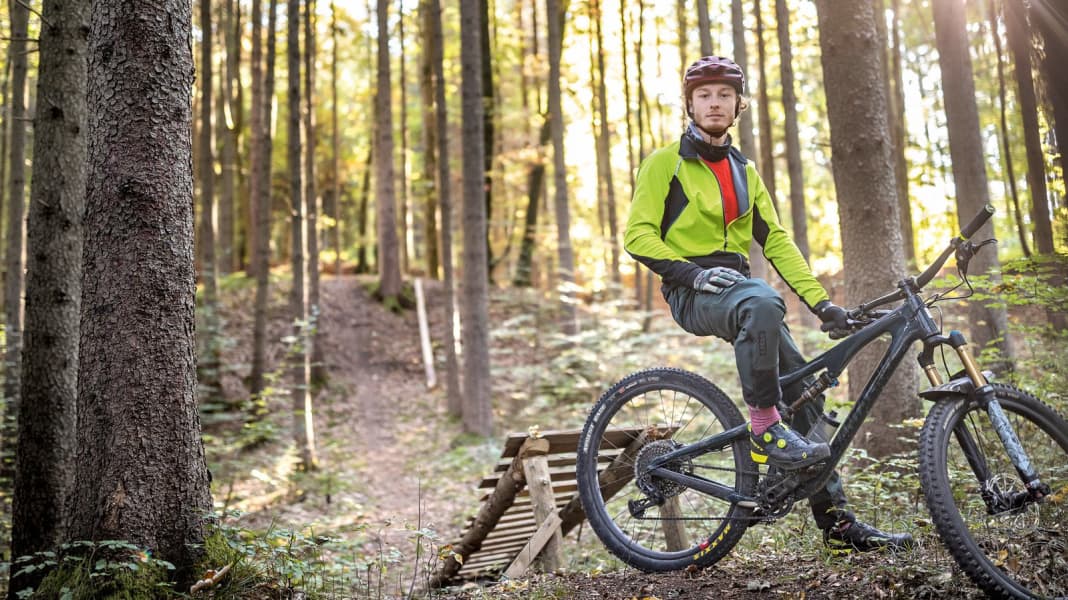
623, 56, 912, 553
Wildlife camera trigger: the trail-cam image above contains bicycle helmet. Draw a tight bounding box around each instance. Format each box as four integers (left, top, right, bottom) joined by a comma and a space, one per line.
684, 56, 745, 99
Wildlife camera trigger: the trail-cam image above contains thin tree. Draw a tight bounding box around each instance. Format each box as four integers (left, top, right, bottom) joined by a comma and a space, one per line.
199, 0, 222, 396
70, 0, 213, 582
513, 120, 550, 288
289, 0, 317, 471
696, 0, 713, 55
988, 0, 1030, 257
398, 1, 410, 273
775, 0, 809, 260
732, 0, 755, 159
932, 0, 1013, 361
249, 0, 277, 396
481, 0, 497, 280
547, 0, 578, 336
1005, 0, 1053, 254
3, 0, 29, 422
418, 0, 440, 279
461, 0, 493, 435
331, 0, 343, 277
883, 0, 915, 266
754, 0, 777, 206
218, 0, 241, 274
427, 0, 461, 414
814, 0, 918, 457
8, 0, 88, 592
305, 0, 326, 386
376, 0, 403, 305
592, 0, 620, 286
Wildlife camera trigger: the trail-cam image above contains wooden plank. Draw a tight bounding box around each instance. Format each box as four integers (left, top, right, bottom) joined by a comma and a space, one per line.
500, 426, 651, 458
521, 451, 563, 572
660, 496, 688, 551
503, 511, 564, 578
478, 468, 582, 489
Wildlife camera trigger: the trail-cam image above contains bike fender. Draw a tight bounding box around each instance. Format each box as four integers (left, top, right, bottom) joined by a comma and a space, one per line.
918, 370, 994, 401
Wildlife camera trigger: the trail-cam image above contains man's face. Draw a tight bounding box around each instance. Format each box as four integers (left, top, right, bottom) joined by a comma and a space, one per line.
689, 82, 737, 136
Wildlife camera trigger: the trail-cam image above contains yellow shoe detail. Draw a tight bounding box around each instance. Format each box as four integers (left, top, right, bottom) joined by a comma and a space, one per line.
763, 432, 773, 443
751, 450, 768, 464
777, 439, 787, 449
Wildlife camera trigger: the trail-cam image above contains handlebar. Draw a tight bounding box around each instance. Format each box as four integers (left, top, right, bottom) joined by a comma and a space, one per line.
850, 204, 996, 319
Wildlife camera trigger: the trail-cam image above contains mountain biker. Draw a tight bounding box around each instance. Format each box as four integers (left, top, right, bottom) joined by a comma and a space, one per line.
623, 55, 913, 553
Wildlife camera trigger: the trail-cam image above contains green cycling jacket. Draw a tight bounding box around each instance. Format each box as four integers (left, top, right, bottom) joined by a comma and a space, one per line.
624, 134, 829, 312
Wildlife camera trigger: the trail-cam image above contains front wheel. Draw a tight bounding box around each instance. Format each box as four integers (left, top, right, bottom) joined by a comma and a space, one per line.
919, 384, 1068, 599
576, 368, 757, 572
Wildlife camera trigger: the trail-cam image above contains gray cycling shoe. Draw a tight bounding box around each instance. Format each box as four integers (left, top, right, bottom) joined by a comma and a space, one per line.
824, 518, 915, 555
749, 421, 831, 469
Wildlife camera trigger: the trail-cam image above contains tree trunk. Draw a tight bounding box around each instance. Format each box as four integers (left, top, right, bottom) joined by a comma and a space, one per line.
331, 1, 342, 277
71, 0, 212, 583
815, 0, 918, 458
376, 0, 403, 303
732, 0, 755, 159
592, 0, 619, 287
249, 0, 277, 397
461, 0, 493, 435
217, 0, 239, 275
198, 0, 222, 399
513, 118, 550, 288
754, 0, 777, 206
932, 0, 1013, 363
887, 0, 915, 267
289, 0, 317, 471
398, 3, 410, 274
696, 0, 713, 55
427, 0, 461, 415
3, 0, 29, 422
419, 0, 441, 279
305, 0, 326, 386
775, 0, 809, 260
988, 0, 1030, 257
356, 146, 372, 273
9, 0, 87, 590
481, 0, 497, 282
1005, 0, 1053, 254
547, 0, 578, 336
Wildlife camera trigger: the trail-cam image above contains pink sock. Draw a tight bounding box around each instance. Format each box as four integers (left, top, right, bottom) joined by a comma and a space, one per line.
749, 405, 781, 436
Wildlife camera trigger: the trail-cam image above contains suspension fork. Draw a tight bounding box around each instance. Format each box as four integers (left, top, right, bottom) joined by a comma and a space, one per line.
944, 332, 1050, 502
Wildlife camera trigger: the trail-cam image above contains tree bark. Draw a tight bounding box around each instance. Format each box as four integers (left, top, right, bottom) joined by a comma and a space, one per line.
419, 0, 441, 279
461, 0, 493, 435
198, 0, 222, 398
932, 0, 1013, 363
547, 0, 578, 336
1031, 0, 1068, 198
217, 0, 240, 275
754, 0, 777, 207
72, 0, 213, 582
331, 1, 342, 277
732, 0, 755, 160
815, 0, 918, 458
376, 0, 403, 302
513, 118, 551, 288
398, 2, 410, 273
1005, 0, 1053, 254
481, 0, 497, 282
9, 0, 88, 589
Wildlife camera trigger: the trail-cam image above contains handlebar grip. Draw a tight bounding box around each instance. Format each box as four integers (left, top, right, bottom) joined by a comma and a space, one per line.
959, 204, 995, 239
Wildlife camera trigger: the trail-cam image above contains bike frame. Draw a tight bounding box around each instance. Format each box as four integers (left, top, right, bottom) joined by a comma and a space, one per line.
644, 274, 1036, 508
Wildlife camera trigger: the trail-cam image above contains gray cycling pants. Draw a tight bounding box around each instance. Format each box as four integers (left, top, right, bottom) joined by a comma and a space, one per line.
664, 279, 851, 529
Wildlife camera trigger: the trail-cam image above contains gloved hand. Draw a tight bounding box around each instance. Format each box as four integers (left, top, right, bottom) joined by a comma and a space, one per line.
815, 300, 850, 334
693, 266, 747, 294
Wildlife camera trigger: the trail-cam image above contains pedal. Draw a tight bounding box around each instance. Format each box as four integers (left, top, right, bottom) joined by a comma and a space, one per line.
628, 495, 662, 518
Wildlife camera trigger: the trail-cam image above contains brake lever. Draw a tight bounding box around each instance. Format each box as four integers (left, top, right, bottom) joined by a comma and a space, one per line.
955, 238, 997, 277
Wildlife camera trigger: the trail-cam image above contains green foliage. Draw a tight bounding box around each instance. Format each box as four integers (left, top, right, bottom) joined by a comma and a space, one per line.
13, 540, 177, 600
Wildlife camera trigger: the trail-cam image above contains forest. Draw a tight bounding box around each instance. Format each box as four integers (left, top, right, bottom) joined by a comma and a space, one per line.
0, 0, 1065, 597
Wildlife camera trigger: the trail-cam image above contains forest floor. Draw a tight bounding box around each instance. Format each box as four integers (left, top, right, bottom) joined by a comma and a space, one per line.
206, 273, 991, 600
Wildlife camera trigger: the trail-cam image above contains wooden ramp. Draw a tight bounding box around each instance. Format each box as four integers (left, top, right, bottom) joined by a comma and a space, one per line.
429, 425, 673, 587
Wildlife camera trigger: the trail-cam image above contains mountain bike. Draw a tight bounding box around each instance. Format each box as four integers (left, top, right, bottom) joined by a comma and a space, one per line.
575, 205, 1067, 599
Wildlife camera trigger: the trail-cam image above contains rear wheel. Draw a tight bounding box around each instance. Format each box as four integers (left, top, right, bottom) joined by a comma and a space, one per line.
919, 384, 1068, 599
576, 368, 757, 572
